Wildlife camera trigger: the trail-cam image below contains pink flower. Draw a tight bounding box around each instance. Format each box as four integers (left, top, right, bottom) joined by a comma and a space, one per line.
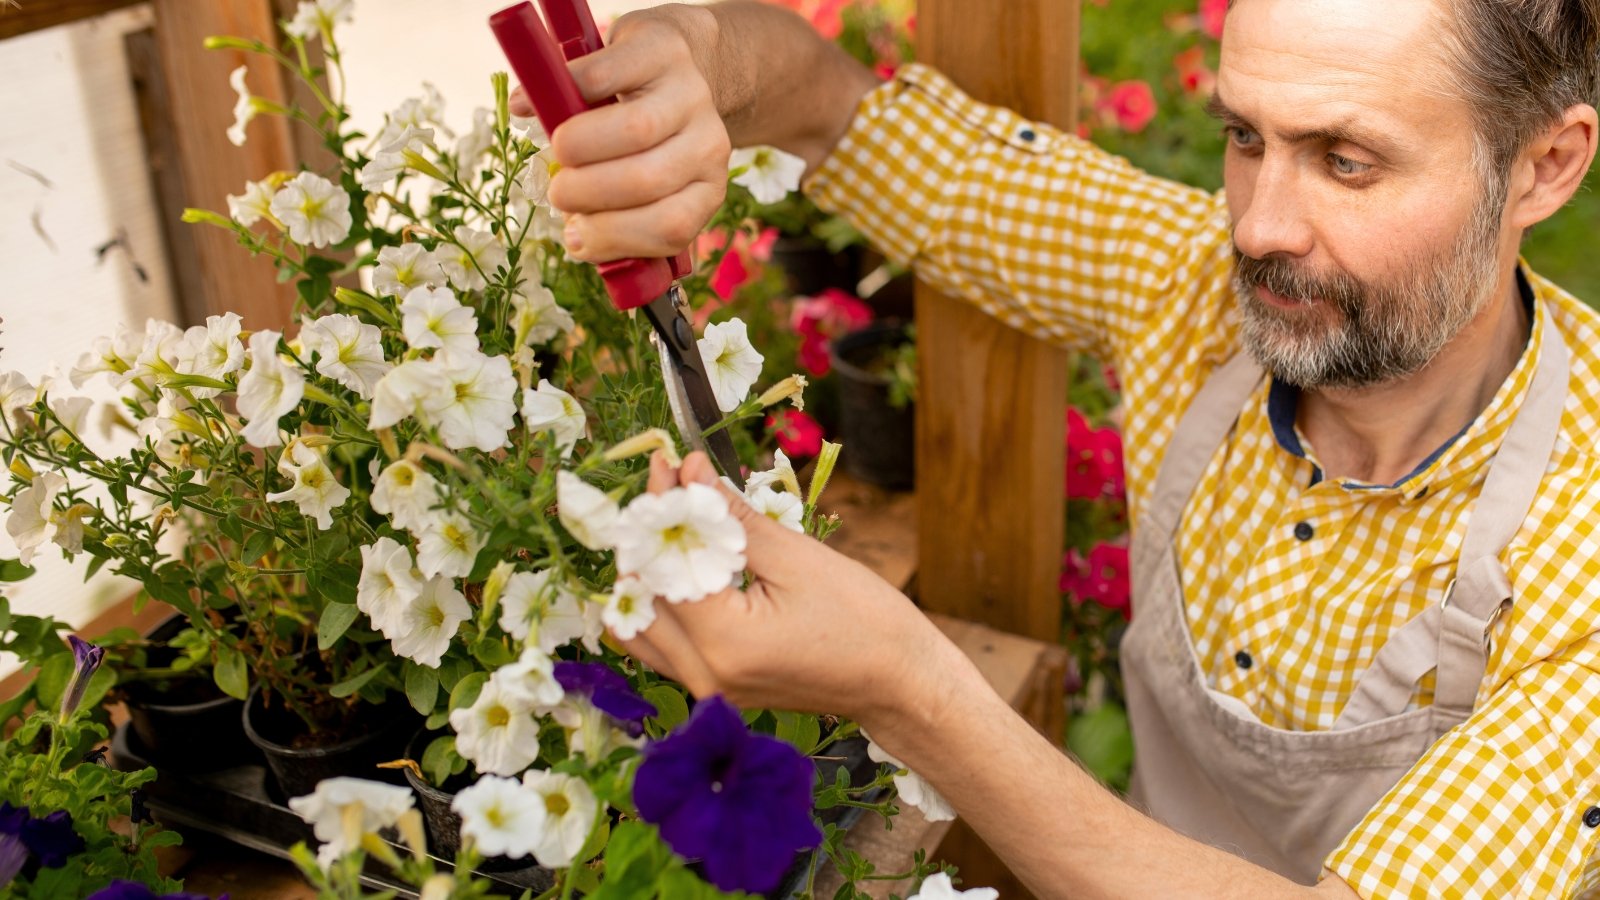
1081, 544, 1132, 618
1106, 80, 1157, 133
791, 288, 873, 377
1173, 46, 1216, 98
767, 409, 824, 458
695, 226, 781, 326
711, 249, 750, 301
1199, 0, 1228, 39
1065, 408, 1126, 500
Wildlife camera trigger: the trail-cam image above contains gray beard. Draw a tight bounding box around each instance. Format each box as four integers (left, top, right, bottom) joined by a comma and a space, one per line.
1231, 201, 1503, 390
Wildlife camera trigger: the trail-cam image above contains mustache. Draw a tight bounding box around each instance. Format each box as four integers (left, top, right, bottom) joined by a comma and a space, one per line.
1233, 251, 1364, 312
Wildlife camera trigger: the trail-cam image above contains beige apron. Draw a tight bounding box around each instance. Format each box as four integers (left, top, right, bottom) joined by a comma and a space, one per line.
1121, 310, 1568, 884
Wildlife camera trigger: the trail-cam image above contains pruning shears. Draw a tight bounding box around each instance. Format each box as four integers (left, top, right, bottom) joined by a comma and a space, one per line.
490, 0, 745, 490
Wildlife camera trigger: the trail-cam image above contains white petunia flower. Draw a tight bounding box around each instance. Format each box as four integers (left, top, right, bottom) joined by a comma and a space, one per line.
368, 358, 445, 431
906, 873, 998, 900
356, 536, 424, 637
288, 777, 413, 869
400, 285, 479, 354
417, 351, 516, 452
0, 371, 35, 430
746, 485, 804, 533
437, 226, 507, 292
866, 738, 957, 823
450, 681, 541, 776
510, 281, 575, 348
236, 330, 305, 448
451, 775, 545, 857
556, 470, 618, 551
372, 244, 444, 297
497, 568, 564, 643
493, 647, 564, 712
730, 145, 807, 204
270, 172, 352, 248
300, 314, 391, 398
697, 318, 764, 413
266, 440, 350, 530
497, 568, 597, 653
124, 320, 185, 386
177, 312, 245, 380
227, 179, 277, 227
414, 509, 484, 580
6, 471, 67, 566
391, 575, 469, 668
521, 379, 586, 458
601, 576, 656, 640
227, 65, 256, 147
358, 124, 436, 191
135, 396, 190, 466
552, 697, 643, 760
612, 483, 747, 603
284, 0, 354, 41
455, 107, 495, 168
510, 149, 555, 210
746, 448, 801, 496
520, 770, 597, 868
370, 459, 442, 533
69, 327, 141, 389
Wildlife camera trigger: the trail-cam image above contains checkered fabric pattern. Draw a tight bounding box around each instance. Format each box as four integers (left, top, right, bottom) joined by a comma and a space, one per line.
805, 63, 1600, 898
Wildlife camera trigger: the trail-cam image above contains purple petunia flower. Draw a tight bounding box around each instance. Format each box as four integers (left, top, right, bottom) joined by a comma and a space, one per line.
85, 881, 227, 900
553, 661, 656, 736
633, 695, 822, 893
0, 833, 25, 888
60, 634, 105, 723
20, 809, 84, 868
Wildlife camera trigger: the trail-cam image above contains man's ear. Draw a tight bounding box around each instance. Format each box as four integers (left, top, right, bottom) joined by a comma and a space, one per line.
1508, 104, 1599, 230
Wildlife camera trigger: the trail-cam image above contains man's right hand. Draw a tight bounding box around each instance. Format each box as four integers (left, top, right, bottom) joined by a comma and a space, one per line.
508, 2, 879, 264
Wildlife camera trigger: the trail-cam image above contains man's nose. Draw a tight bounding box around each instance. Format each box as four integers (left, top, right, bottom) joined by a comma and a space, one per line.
1232, 159, 1314, 261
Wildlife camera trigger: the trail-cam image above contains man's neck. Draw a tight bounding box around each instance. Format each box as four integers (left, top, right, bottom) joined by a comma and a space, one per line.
1297, 268, 1532, 486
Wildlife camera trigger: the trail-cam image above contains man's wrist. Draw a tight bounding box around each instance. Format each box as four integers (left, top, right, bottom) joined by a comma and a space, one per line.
854, 608, 981, 750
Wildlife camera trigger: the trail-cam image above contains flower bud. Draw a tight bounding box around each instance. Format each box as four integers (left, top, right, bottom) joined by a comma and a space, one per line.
757, 375, 809, 411
418, 874, 456, 900
360, 832, 404, 869
601, 428, 680, 467
397, 808, 428, 861
58, 635, 105, 723
806, 441, 843, 508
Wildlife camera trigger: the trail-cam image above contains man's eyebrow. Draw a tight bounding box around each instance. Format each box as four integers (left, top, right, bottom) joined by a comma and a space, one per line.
1205, 93, 1399, 157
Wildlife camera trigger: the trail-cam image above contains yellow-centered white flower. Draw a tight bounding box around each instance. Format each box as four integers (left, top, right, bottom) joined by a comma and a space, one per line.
123, 320, 184, 387
175, 313, 246, 391
729, 145, 807, 204
521, 379, 586, 458
450, 682, 541, 777
746, 485, 804, 533
451, 775, 545, 856
497, 568, 600, 653
69, 326, 140, 389
746, 448, 801, 496
612, 483, 747, 603
356, 536, 423, 638
437, 225, 507, 292
372, 244, 444, 297
300, 314, 391, 399
367, 359, 439, 431
556, 470, 618, 551
414, 508, 484, 580
601, 576, 657, 640
270, 172, 352, 249
391, 575, 469, 668
227, 178, 277, 227
400, 285, 479, 354
510, 280, 575, 348
0, 371, 35, 430
417, 350, 517, 452
455, 107, 495, 167
283, 0, 353, 41
358, 124, 436, 191
370, 459, 442, 533
288, 777, 413, 871
266, 440, 350, 530
236, 330, 305, 448
520, 770, 597, 868
6, 471, 67, 566
494, 647, 565, 712
697, 318, 765, 413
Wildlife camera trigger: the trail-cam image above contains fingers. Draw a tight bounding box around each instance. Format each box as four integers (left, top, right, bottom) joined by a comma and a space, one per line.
678, 453, 809, 581
509, 86, 533, 118
561, 179, 726, 262
548, 118, 726, 215
622, 599, 724, 699
646, 449, 678, 493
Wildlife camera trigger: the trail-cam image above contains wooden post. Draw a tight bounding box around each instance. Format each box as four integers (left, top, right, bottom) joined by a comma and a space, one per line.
912, 2, 1078, 641
148, 0, 300, 330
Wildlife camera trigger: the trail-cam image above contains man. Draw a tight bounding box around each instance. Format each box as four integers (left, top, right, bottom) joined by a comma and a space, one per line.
513, 0, 1600, 895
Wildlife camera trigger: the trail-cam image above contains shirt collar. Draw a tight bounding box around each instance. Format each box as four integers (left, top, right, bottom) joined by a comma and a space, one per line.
1266, 268, 1541, 498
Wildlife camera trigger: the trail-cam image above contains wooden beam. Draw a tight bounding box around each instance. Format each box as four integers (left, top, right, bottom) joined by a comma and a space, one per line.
149, 0, 300, 331
0, 0, 143, 41
912, 1, 1078, 640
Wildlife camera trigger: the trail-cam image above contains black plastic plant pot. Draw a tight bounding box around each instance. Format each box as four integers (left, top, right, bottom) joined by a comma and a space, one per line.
769, 234, 862, 298
401, 729, 552, 878
830, 323, 916, 490
241, 685, 418, 802
122, 614, 257, 772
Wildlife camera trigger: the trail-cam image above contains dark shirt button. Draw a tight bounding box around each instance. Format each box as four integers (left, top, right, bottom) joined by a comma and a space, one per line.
1234, 650, 1254, 670
1584, 805, 1600, 829
1018, 127, 1037, 142
1293, 521, 1315, 542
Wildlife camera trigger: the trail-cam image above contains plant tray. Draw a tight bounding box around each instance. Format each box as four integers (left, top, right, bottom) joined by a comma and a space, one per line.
111, 722, 880, 898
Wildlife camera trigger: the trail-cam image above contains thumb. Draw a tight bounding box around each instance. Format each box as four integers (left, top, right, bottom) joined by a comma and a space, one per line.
679, 452, 806, 578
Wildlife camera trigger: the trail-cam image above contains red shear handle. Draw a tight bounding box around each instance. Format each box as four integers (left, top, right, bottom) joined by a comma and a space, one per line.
490, 2, 691, 311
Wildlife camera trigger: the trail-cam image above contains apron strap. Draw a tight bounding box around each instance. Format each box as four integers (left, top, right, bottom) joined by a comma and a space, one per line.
1332, 308, 1568, 728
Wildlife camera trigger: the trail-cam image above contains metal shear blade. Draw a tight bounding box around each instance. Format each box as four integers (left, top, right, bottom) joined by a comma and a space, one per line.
641, 286, 745, 490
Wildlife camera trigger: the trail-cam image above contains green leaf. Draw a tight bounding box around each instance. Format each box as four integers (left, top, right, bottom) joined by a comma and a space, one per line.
0, 595, 10, 633
1066, 701, 1134, 791
0, 558, 35, 582
774, 710, 821, 754
316, 601, 359, 650
329, 663, 384, 698
33, 651, 72, 711
642, 684, 689, 732
214, 644, 249, 700
241, 529, 275, 565
447, 671, 488, 711
404, 662, 439, 714
421, 734, 456, 786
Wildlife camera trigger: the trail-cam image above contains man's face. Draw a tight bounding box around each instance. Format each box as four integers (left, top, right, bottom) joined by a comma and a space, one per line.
1217, 0, 1511, 389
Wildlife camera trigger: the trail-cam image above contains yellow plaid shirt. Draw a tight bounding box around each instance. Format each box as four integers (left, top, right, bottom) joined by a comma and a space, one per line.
806, 63, 1600, 898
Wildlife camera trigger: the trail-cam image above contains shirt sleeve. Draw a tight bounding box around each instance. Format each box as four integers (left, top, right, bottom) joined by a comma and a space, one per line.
803, 63, 1230, 364
1325, 635, 1600, 898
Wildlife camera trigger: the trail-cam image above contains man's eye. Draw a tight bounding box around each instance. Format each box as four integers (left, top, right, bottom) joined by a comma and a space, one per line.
1329, 153, 1371, 177
1225, 126, 1259, 148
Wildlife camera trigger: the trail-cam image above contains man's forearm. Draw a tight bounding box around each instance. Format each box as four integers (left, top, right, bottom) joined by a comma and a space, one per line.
863, 638, 1358, 900
690, 1, 880, 171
